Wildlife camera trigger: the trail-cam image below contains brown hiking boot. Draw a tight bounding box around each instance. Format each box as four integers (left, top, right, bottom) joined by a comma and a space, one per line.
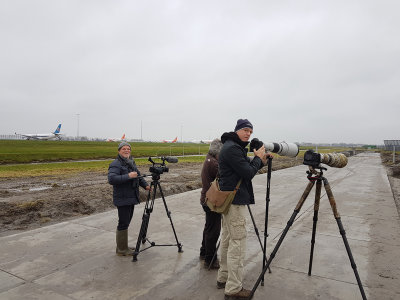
224, 288, 252, 300
204, 258, 220, 270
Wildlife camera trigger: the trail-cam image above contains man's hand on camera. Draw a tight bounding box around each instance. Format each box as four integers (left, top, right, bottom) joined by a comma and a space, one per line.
253, 145, 266, 159
128, 171, 138, 178
145, 185, 151, 191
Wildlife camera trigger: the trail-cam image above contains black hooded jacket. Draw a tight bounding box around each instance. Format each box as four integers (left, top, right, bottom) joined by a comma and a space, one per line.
218, 132, 264, 205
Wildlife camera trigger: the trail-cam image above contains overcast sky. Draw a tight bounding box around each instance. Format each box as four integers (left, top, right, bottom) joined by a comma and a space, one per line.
1, 0, 399, 145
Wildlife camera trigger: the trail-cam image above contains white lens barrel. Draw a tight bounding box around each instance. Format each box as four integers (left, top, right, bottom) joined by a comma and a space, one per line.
279, 141, 299, 157
263, 142, 299, 157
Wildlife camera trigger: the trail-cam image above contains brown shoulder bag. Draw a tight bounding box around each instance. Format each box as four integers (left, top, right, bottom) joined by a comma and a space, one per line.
205, 178, 242, 214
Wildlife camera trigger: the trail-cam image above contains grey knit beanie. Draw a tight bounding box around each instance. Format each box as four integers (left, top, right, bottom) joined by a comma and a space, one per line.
118, 141, 131, 151
208, 138, 223, 157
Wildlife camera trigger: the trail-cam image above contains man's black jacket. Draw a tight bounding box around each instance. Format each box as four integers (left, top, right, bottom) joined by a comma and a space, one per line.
218, 132, 263, 205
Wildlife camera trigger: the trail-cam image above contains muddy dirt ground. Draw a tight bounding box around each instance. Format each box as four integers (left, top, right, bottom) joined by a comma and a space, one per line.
0, 158, 301, 236
1, 153, 399, 237
380, 151, 400, 216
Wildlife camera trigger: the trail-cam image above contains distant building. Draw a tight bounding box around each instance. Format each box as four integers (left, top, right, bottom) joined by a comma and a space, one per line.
384, 140, 400, 151
0, 134, 23, 140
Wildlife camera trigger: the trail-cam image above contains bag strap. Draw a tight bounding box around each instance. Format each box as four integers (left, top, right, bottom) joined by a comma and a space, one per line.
234, 179, 242, 191
215, 177, 242, 191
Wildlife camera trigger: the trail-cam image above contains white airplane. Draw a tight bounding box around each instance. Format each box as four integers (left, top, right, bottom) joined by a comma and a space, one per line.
191, 139, 213, 144
17, 124, 62, 140
107, 133, 126, 142
162, 137, 178, 143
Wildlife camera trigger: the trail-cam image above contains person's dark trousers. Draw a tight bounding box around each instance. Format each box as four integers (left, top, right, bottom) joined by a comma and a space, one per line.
200, 205, 221, 263
117, 205, 135, 231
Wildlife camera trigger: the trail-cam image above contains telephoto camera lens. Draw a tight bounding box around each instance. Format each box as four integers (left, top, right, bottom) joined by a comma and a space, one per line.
250, 138, 299, 158
320, 152, 348, 168
303, 149, 348, 168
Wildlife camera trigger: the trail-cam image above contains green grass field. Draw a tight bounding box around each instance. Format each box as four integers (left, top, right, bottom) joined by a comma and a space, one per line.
0, 140, 210, 164
0, 140, 209, 177
0, 155, 207, 178
0, 140, 365, 178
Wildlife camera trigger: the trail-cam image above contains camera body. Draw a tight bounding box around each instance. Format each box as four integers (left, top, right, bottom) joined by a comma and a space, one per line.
249, 138, 264, 152
303, 150, 322, 168
149, 165, 169, 175
147, 156, 177, 176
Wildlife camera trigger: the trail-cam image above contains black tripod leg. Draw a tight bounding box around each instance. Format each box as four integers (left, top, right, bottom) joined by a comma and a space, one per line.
308, 179, 322, 275
133, 182, 155, 262
142, 183, 157, 243
262, 156, 273, 285
158, 182, 183, 252
247, 205, 272, 277
132, 212, 149, 261
208, 239, 220, 271
249, 180, 315, 299
323, 178, 367, 300
208, 217, 222, 270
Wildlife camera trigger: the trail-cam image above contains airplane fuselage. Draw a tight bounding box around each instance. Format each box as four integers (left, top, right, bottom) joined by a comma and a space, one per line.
18, 124, 62, 140
23, 134, 61, 140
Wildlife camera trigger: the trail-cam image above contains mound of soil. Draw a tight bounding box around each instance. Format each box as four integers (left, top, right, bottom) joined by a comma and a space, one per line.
381, 151, 400, 215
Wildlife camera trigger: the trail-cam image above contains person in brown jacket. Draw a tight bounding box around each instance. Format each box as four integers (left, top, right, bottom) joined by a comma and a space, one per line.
200, 138, 223, 269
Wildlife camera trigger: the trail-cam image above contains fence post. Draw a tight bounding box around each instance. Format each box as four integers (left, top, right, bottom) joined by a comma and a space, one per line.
393, 145, 396, 164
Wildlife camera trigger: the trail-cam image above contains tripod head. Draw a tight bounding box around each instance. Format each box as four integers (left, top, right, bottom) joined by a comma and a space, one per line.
306, 165, 326, 182
147, 156, 178, 181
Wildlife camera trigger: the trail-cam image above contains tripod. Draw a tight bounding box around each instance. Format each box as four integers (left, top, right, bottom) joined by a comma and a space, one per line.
249, 166, 367, 300
132, 172, 183, 262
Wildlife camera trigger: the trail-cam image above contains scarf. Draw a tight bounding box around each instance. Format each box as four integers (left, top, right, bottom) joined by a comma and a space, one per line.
118, 154, 136, 171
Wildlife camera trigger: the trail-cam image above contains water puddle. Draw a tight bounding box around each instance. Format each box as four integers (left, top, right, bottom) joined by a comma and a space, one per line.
6, 186, 52, 193
29, 187, 52, 191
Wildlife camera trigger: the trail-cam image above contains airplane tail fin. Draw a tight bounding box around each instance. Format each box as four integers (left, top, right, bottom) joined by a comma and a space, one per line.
172, 137, 178, 143
54, 124, 62, 134
121, 134, 126, 140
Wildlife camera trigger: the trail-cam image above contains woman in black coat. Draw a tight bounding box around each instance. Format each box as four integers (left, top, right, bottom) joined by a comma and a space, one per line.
108, 141, 150, 256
